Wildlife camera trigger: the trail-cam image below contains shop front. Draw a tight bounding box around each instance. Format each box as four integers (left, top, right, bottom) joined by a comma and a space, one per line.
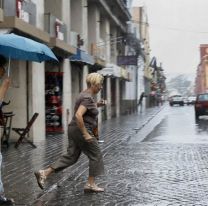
98, 64, 122, 119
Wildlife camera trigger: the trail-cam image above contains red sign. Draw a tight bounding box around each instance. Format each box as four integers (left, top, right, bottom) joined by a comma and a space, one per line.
200, 44, 208, 59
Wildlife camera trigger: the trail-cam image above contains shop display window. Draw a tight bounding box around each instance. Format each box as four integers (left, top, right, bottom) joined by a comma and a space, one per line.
45, 72, 64, 133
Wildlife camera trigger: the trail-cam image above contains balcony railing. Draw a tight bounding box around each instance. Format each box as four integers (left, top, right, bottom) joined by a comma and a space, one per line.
44, 13, 67, 42
4, 0, 36, 25
91, 39, 106, 61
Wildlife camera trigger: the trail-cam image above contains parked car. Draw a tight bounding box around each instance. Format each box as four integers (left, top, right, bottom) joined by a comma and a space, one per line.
183, 97, 188, 105
169, 95, 184, 106
187, 96, 196, 105
195, 93, 208, 119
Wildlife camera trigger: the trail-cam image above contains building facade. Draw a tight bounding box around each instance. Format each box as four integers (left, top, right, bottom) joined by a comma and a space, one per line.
195, 45, 208, 94
0, 0, 147, 143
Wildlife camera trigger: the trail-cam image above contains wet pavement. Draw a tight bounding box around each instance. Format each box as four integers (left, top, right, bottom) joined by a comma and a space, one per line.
3, 104, 208, 206
2, 105, 164, 206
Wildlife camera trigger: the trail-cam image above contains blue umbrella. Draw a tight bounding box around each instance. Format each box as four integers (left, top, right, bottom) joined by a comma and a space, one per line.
0, 33, 58, 75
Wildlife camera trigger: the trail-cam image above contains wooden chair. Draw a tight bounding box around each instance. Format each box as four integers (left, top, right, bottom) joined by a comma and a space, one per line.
12, 113, 39, 148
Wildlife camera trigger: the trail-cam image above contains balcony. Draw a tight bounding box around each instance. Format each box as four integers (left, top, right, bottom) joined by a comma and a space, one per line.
91, 39, 106, 61
44, 13, 67, 42
91, 39, 106, 66
0, 0, 49, 43
126, 33, 142, 55
45, 13, 76, 56
4, 0, 36, 25
89, 0, 130, 32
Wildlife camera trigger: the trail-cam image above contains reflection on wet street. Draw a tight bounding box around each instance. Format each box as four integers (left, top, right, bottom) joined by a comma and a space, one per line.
5, 105, 208, 206
36, 105, 208, 205
143, 105, 208, 143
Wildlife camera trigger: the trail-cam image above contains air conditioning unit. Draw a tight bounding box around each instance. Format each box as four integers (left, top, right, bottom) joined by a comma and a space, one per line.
70, 31, 78, 47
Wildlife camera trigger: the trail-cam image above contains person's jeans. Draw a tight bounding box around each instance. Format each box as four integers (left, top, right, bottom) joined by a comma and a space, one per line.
0, 153, 4, 195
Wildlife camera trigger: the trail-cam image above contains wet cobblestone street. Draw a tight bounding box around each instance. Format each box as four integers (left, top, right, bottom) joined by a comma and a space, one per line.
34, 140, 208, 206
3, 105, 208, 205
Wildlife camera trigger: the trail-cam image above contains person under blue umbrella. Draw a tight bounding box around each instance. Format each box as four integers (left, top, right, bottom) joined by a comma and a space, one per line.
0, 55, 14, 205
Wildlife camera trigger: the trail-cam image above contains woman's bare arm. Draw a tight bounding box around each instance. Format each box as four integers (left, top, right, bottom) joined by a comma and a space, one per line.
0, 77, 11, 101
75, 105, 93, 141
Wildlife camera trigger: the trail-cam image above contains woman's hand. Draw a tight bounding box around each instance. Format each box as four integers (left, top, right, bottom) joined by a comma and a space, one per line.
0, 77, 11, 101
83, 133, 94, 142
97, 99, 107, 107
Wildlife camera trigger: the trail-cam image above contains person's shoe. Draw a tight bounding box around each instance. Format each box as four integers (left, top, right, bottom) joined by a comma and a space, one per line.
84, 183, 104, 193
0, 196, 14, 205
34, 170, 47, 189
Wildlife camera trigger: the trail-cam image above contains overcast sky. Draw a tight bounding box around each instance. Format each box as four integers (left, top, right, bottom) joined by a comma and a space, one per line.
132, 0, 208, 78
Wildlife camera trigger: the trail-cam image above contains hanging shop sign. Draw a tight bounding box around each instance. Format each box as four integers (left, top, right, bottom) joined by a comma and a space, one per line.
117, 55, 137, 66
200, 44, 208, 60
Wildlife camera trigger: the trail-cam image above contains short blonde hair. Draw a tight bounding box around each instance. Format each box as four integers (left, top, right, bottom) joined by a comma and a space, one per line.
86, 72, 104, 87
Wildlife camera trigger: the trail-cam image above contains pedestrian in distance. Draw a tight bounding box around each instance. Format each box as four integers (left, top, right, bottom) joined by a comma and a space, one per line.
138, 92, 146, 113
34, 72, 106, 193
0, 55, 14, 205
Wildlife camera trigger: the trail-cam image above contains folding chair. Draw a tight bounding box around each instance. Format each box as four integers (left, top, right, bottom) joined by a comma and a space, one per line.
12, 113, 39, 148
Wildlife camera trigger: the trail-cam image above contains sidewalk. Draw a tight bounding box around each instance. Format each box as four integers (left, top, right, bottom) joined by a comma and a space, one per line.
2, 106, 164, 206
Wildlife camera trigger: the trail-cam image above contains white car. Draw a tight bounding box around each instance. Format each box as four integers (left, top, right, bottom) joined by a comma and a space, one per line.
169, 95, 184, 106
187, 96, 196, 105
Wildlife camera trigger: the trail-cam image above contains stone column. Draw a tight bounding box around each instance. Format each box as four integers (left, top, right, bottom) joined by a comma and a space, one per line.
106, 77, 111, 119
30, 62, 45, 141
82, 65, 89, 90
63, 59, 72, 134
116, 78, 120, 117
97, 91, 102, 126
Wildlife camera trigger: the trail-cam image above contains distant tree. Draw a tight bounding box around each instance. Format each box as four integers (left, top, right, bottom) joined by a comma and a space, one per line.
167, 74, 193, 96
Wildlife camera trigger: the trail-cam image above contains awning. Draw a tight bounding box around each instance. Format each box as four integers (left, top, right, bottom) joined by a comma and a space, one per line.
98, 63, 121, 77
69, 48, 95, 65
